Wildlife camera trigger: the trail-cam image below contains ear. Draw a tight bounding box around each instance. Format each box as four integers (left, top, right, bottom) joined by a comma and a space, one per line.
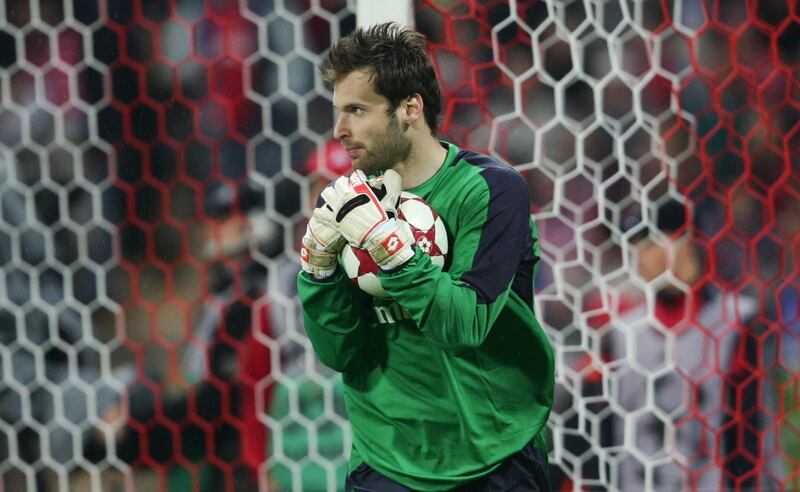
399, 94, 424, 125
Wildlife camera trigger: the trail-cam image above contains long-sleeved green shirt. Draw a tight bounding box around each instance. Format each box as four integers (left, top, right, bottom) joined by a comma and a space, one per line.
298, 141, 554, 491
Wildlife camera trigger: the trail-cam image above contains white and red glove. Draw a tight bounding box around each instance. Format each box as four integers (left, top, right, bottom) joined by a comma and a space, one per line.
321, 170, 414, 270
300, 200, 347, 279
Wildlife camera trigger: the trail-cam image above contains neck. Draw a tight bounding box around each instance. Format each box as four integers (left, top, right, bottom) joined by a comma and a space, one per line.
391, 134, 448, 189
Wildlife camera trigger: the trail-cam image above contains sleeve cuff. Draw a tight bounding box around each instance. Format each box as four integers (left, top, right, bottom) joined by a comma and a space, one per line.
301, 266, 344, 284
378, 247, 421, 276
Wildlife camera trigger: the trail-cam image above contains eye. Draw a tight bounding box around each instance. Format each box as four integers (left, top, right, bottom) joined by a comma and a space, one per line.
351, 107, 364, 115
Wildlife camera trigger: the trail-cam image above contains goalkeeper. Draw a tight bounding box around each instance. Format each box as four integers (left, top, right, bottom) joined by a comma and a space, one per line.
298, 22, 555, 491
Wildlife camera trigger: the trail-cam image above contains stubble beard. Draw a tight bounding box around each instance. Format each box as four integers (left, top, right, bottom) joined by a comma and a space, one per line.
355, 117, 412, 175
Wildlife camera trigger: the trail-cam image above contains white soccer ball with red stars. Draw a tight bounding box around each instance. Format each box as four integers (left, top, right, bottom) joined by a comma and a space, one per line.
341, 192, 448, 298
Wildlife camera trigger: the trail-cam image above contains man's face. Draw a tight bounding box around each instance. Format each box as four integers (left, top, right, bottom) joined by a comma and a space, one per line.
332, 69, 411, 174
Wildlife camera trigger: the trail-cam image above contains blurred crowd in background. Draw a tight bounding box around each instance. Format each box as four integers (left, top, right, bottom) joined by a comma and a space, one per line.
0, 0, 797, 491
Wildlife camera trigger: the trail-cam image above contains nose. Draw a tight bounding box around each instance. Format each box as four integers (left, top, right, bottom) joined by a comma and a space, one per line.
333, 113, 349, 140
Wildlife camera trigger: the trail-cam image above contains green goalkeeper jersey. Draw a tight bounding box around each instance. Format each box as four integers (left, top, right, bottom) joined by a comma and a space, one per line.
297, 141, 555, 491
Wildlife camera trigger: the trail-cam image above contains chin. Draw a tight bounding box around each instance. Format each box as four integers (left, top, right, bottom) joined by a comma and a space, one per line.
353, 161, 378, 174
351, 163, 368, 174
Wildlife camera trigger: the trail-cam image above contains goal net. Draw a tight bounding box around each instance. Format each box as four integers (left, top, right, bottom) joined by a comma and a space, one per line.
0, 0, 796, 491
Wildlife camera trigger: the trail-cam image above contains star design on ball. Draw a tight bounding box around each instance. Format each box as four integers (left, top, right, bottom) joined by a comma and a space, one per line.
416, 236, 432, 253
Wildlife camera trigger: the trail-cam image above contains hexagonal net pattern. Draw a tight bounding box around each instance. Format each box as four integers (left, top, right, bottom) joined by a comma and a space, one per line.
0, 0, 354, 491
0, 1, 796, 492
415, 1, 798, 491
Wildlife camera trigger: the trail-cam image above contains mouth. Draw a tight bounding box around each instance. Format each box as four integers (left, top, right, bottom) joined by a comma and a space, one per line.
344, 146, 363, 159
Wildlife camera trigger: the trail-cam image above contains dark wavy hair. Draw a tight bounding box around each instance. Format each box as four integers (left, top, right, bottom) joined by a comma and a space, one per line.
320, 22, 442, 135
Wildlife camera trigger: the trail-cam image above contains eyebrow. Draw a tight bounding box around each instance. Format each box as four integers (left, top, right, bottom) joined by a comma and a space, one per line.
336, 103, 364, 112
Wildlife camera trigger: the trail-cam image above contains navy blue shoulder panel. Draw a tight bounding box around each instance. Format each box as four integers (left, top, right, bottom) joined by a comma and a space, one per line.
453, 149, 507, 171
456, 150, 536, 306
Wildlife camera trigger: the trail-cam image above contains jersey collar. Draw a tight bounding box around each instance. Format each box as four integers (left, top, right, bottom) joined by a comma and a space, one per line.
405, 140, 459, 197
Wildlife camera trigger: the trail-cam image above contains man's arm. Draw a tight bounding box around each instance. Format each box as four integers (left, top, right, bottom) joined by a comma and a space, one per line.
297, 268, 373, 373
298, 187, 375, 374
379, 166, 537, 350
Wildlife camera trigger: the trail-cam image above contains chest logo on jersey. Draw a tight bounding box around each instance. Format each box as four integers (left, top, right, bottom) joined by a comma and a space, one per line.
373, 301, 411, 325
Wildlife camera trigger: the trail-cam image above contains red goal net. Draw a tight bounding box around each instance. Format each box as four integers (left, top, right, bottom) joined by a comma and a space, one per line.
0, 1, 796, 491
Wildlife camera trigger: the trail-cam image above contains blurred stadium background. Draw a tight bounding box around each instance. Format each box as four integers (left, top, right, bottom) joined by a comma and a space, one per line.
0, 0, 798, 491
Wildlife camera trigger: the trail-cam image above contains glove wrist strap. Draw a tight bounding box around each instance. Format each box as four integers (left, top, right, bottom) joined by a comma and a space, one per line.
301, 237, 339, 278
365, 220, 415, 270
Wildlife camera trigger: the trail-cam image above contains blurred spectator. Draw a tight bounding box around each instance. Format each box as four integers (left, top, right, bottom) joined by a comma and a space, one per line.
614, 202, 761, 490
552, 201, 762, 490
109, 180, 276, 491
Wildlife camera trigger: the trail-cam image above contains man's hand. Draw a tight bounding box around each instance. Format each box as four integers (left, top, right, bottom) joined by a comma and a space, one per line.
321, 170, 391, 247
321, 170, 414, 270
300, 201, 347, 279
368, 170, 402, 219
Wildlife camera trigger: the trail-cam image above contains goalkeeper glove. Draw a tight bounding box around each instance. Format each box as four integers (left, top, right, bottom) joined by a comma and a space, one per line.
321, 170, 414, 270
368, 172, 402, 218
300, 202, 347, 279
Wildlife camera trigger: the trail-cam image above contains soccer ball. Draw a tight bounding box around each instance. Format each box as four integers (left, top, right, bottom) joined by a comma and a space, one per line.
340, 192, 449, 298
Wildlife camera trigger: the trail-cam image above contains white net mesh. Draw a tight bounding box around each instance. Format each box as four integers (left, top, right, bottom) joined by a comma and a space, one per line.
1, 0, 797, 491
